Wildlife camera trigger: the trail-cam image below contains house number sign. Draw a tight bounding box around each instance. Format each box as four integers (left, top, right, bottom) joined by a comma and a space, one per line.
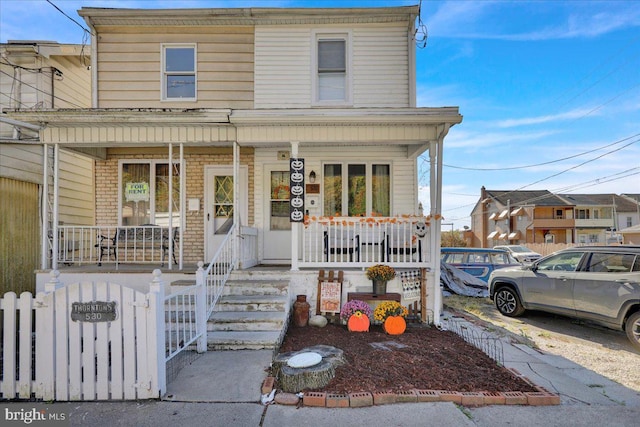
71, 301, 117, 323
289, 158, 305, 222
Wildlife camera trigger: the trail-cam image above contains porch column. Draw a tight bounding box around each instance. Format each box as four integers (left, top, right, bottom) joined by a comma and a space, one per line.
52, 144, 60, 271
41, 144, 49, 269
290, 141, 299, 271
179, 143, 184, 270
233, 141, 240, 269
168, 143, 173, 270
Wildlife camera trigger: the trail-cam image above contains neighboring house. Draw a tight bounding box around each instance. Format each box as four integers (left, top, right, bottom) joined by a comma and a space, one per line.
618, 224, 640, 244
7, 6, 462, 321
620, 193, 640, 230
470, 187, 575, 247
558, 194, 619, 244
0, 41, 94, 294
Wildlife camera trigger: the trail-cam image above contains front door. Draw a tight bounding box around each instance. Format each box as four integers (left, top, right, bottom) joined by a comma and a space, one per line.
204, 166, 248, 260
263, 166, 291, 263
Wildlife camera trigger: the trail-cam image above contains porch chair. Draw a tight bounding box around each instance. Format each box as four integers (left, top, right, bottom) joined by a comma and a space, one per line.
324, 228, 360, 262
95, 229, 119, 266
161, 227, 179, 267
386, 225, 422, 262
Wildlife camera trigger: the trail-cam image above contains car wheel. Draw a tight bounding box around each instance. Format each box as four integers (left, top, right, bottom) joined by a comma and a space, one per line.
494, 286, 525, 317
625, 311, 640, 351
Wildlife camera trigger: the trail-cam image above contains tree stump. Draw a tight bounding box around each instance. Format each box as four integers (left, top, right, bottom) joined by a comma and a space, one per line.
273, 345, 346, 393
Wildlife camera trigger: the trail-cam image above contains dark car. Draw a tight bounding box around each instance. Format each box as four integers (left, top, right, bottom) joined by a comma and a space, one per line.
488, 245, 640, 350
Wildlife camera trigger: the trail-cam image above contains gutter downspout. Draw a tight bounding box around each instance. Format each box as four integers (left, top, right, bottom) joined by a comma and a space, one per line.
41, 144, 49, 269
83, 17, 99, 108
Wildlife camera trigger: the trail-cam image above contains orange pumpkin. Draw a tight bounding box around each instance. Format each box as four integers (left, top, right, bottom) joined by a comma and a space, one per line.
347, 312, 370, 332
383, 315, 406, 335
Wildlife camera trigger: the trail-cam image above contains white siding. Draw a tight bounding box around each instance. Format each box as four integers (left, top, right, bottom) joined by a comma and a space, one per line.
0, 145, 43, 184
58, 150, 95, 226
255, 23, 410, 108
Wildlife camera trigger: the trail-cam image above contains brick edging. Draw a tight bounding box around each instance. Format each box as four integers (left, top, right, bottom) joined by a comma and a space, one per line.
261, 377, 561, 408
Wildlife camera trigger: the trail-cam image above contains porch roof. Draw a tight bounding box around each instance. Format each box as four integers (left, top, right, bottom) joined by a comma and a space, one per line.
8, 107, 462, 154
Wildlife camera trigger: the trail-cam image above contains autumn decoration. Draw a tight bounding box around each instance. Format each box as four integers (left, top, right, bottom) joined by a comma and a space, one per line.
365, 264, 396, 281
340, 300, 373, 332
373, 301, 408, 335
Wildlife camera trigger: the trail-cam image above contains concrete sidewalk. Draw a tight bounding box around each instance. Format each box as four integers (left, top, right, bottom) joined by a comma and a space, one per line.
6, 317, 639, 427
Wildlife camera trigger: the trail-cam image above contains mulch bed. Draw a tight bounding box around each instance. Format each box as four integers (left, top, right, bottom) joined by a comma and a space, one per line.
277, 321, 538, 394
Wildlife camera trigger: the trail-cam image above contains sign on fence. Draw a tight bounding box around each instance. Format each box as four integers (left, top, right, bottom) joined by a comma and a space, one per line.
70, 301, 117, 322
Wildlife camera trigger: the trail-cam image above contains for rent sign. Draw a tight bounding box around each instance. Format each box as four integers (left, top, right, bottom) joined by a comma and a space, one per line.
125, 182, 150, 202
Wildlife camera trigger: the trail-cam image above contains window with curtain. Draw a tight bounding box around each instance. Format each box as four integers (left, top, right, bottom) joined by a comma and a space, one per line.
121, 161, 181, 226
323, 163, 389, 217
323, 164, 342, 216
372, 164, 390, 216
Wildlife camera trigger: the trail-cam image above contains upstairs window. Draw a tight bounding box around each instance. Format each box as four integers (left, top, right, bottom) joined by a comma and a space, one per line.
162, 44, 196, 100
314, 33, 350, 105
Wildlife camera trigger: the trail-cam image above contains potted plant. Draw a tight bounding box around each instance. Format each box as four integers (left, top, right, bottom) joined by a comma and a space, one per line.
340, 300, 373, 332
365, 264, 396, 295
373, 301, 408, 335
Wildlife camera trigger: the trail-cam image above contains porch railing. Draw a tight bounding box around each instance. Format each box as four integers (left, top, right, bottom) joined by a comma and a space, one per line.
51, 225, 178, 267
198, 224, 237, 318
299, 216, 432, 268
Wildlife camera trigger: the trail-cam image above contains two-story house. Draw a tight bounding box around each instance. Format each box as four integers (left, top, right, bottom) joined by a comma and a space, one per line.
0, 40, 94, 294
470, 187, 575, 247
7, 6, 462, 324
558, 194, 640, 244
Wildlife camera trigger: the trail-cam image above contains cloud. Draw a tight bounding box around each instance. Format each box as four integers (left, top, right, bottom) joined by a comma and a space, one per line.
425, 1, 640, 41
495, 107, 599, 128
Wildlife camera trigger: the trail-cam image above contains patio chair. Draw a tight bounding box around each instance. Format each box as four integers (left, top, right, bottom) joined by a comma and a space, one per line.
324, 228, 360, 262
386, 225, 422, 262
161, 227, 179, 267
95, 229, 118, 266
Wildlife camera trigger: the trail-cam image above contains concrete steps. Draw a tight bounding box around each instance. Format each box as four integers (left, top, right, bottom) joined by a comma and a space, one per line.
168, 270, 291, 351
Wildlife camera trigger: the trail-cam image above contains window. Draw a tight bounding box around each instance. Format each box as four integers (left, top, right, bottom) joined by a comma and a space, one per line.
577, 209, 589, 219
314, 33, 350, 104
120, 161, 180, 226
162, 44, 196, 100
627, 217, 633, 227
323, 163, 390, 217
555, 209, 564, 219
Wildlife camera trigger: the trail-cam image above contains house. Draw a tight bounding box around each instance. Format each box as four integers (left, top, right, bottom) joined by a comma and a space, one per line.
0, 40, 94, 294
6, 6, 462, 330
470, 187, 575, 247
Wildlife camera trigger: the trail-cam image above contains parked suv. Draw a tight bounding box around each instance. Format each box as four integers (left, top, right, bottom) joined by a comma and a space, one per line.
488, 246, 640, 350
493, 245, 541, 264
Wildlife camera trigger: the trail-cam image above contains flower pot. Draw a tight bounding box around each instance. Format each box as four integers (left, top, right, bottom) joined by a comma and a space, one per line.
383, 315, 406, 335
347, 312, 370, 332
372, 280, 387, 295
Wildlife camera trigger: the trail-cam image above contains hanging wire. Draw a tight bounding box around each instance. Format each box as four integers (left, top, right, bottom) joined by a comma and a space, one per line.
415, 0, 428, 49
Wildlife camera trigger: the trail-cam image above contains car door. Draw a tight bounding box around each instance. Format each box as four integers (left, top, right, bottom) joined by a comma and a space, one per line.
572, 251, 640, 325
521, 251, 584, 314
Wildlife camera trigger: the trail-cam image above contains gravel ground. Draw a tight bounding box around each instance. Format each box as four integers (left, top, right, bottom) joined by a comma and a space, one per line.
444, 295, 640, 392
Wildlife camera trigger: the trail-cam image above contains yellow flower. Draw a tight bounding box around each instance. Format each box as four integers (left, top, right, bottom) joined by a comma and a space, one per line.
366, 264, 396, 281
374, 301, 408, 322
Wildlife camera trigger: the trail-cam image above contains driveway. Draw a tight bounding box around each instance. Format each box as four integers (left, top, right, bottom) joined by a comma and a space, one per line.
443, 295, 640, 392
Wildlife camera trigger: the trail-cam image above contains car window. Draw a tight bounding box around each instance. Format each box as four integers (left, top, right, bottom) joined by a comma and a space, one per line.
537, 252, 584, 272
491, 253, 509, 265
584, 252, 636, 273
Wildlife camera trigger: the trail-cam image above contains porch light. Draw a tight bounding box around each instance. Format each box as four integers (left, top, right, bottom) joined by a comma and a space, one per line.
309, 170, 316, 183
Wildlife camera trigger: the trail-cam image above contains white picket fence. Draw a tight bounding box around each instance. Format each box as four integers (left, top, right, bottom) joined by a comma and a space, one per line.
0, 270, 206, 401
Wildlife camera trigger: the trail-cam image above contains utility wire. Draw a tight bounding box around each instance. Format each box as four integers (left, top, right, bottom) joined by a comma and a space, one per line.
46, 0, 90, 35
0, 69, 87, 109
441, 133, 640, 171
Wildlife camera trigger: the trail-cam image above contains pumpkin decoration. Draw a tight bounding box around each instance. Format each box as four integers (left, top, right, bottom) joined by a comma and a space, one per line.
374, 301, 408, 335
340, 300, 373, 333
347, 311, 370, 332
383, 315, 406, 335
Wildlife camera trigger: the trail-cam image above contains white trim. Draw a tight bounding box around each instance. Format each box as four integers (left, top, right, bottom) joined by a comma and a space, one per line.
161, 43, 198, 102
311, 30, 353, 107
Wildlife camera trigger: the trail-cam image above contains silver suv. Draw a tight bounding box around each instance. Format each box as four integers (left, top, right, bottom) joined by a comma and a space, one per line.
488, 246, 640, 350
493, 245, 541, 264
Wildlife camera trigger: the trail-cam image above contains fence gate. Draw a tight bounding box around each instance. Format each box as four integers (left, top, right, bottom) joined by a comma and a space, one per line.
1, 280, 165, 401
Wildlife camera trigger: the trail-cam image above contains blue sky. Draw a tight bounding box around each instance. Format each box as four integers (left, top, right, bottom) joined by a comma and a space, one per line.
2, 0, 639, 230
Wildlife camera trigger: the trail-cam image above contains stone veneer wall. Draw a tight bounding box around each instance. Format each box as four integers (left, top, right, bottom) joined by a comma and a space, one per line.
94, 147, 255, 263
